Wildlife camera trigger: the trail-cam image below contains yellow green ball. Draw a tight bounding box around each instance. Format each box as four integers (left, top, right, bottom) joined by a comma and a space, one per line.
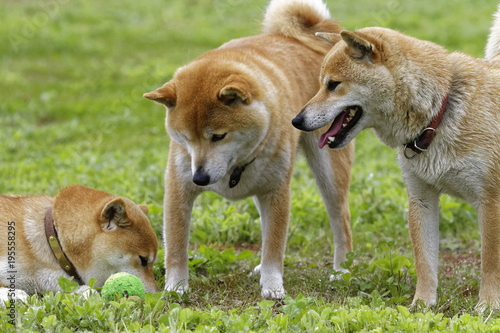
101, 272, 145, 302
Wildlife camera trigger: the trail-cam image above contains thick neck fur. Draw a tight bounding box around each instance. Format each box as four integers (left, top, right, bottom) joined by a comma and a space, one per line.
365, 28, 452, 148
53, 186, 112, 270
424, 53, 500, 161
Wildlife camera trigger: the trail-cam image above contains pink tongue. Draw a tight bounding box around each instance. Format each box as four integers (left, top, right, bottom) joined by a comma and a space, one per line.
318, 110, 348, 148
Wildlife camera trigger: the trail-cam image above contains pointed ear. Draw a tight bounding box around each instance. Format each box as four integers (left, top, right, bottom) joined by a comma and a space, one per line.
340, 30, 375, 63
218, 84, 252, 106
143, 82, 176, 108
101, 198, 131, 230
315, 32, 341, 46
138, 204, 149, 215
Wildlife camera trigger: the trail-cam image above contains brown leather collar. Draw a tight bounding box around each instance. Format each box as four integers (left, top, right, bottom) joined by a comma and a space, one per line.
404, 94, 448, 159
44, 207, 84, 285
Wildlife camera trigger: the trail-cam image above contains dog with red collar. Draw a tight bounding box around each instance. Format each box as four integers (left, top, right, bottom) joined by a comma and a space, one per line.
292, 7, 500, 309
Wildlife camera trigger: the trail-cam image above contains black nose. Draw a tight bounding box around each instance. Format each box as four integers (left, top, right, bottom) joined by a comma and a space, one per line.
292, 114, 304, 129
193, 168, 210, 186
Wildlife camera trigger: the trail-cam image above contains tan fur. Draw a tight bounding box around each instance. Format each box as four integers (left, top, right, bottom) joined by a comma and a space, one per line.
144, 0, 354, 298
486, 4, 500, 60
0, 185, 158, 301
294, 8, 500, 309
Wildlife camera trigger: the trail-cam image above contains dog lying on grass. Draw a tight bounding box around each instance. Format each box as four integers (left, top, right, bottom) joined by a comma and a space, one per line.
0, 185, 158, 303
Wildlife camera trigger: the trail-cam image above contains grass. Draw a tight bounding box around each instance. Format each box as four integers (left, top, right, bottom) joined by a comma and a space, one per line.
1, 0, 499, 331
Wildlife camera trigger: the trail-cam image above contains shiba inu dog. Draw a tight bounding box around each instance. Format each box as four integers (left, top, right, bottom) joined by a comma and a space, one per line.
0, 185, 159, 303
144, 0, 354, 298
292, 6, 500, 309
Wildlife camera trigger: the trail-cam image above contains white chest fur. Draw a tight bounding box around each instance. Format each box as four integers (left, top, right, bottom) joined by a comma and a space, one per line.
398, 147, 486, 207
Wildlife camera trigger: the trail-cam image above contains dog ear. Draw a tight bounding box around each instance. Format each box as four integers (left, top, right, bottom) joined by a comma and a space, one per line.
315, 32, 341, 46
101, 198, 131, 230
143, 82, 176, 108
138, 204, 149, 215
340, 30, 375, 63
219, 84, 252, 106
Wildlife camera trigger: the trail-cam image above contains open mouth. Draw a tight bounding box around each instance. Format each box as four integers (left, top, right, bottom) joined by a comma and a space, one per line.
318, 106, 363, 149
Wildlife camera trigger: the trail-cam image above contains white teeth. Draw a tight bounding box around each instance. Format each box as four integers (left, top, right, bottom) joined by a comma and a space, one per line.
328, 136, 335, 143
343, 107, 357, 125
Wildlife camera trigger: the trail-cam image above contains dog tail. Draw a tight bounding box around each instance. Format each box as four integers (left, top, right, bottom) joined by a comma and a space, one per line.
262, 0, 342, 54
486, 4, 500, 59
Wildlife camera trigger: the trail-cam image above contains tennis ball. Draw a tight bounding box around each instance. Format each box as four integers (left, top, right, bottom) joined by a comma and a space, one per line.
101, 272, 146, 302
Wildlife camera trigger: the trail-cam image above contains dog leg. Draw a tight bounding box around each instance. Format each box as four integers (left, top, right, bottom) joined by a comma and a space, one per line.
253, 185, 292, 299
163, 155, 199, 295
406, 181, 441, 307
251, 197, 265, 276
302, 135, 353, 279
477, 199, 500, 309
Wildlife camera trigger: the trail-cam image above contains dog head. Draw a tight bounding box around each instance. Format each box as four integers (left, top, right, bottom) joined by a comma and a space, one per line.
53, 185, 159, 292
292, 28, 450, 149
144, 51, 269, 186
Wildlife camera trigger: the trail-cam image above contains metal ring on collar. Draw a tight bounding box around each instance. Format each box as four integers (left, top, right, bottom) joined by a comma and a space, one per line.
403, 144, 418, 159
418, 127, 437, 141
413, 127, 437, 153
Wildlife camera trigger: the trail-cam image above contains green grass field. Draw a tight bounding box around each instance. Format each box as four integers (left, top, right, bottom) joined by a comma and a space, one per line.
2, 0, 500, 331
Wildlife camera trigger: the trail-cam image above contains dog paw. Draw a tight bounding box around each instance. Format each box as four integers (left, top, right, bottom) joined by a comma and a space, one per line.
261, 286, 286, 300
0, 288, 28, 306
477, 293, 500, 311
73, 285, 93, 299
249, 264, 262, 277
165, 283, 188, 295
164, 270, 189, 295
329, 267, 350, 281
475, 301, 488, 313
411, 294, 436, 309
260, 268, 285, 299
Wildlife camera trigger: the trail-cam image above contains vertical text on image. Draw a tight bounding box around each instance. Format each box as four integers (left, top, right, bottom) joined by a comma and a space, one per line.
7, 221, 17, 325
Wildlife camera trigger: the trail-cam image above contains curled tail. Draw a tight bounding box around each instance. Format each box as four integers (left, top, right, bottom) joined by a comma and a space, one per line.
262, 0, 342, 54
485, 4, 500, 59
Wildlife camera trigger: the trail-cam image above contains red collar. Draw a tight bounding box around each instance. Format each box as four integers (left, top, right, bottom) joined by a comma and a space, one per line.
403, 94, 448, 159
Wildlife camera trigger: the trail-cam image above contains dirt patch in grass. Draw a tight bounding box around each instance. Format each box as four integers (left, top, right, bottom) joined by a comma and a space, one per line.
436, 249, 481, 315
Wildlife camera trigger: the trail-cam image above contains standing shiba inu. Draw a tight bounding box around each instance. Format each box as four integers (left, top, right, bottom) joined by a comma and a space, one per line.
0, 185, 159, 302
144, 0, 354, 298
292, 6, 500, 308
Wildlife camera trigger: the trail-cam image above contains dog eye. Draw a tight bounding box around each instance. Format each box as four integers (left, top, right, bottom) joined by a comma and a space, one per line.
223, 96, 237, 106
327, 81, 341, 92
139, 256, 148, 267
211, 133, 227, 142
